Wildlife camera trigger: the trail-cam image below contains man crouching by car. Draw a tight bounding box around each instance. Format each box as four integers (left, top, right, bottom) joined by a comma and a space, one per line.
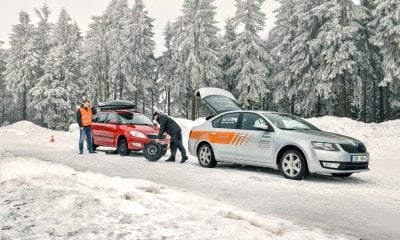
153, 112, 188, 163
77, 99, 97, 154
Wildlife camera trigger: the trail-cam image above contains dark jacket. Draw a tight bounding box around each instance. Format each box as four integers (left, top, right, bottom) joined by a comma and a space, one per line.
76, 105, 97, 127
156, 114, 181, 139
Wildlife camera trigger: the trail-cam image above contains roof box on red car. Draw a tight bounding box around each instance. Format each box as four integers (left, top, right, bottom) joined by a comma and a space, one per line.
98, 100, 136, 111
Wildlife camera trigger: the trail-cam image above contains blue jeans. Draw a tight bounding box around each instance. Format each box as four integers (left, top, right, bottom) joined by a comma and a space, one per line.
79, 126, 94, 153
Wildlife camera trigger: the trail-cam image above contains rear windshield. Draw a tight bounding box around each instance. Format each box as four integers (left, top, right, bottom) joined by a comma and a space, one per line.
203, 95, 242, 113
118, 112, 153, 125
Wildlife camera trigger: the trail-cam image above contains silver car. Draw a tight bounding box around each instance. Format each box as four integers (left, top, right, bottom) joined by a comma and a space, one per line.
188, 88, 369, 180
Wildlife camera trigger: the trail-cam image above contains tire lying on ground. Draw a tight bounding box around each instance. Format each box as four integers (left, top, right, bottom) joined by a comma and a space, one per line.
143, 142, 164, 161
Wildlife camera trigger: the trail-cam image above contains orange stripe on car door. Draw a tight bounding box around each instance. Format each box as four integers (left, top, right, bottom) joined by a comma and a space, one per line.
190, 131, 237, 145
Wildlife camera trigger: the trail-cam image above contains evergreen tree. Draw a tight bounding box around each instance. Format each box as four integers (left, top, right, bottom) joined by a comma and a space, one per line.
229, 0, 271, 109
221, 18, 237, 93
0, 42, 11, 124
83, 15, 110, 102
124, 0, 156, 113
159, 21, 176, 115
356, 0, 382, 122
311, 0, 364, 117
105, 0, 131, 100
29, 8, 83, 130
33, 4, 53, 78
171, 0, 221, 118
4, 11, 38, 121
370, 0, 400, 120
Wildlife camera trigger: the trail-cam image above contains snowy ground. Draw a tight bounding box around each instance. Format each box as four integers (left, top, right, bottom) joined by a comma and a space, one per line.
1, 117, 400, 239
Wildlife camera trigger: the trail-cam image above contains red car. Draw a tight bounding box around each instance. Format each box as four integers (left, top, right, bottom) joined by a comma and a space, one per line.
92, 107, 170, 156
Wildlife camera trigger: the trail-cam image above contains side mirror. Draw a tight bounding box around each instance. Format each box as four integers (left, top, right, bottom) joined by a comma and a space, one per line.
108, 119, 118, 125
254, 123, 269, 131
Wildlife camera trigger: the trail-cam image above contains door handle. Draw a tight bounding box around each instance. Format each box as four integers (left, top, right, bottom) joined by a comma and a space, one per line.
238, 133, 246, 136
210, 132, 217, 135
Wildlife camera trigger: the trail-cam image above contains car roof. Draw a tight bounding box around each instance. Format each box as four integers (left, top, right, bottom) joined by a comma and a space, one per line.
98, 109, 143, 114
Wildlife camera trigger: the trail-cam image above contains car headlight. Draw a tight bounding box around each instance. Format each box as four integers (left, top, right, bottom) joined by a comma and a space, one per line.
130, 131, 147, 139
311, 141, 339, 151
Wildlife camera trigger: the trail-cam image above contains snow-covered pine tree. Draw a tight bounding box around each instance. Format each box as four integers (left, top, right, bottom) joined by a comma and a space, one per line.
311, 0, 363, 117
33, 4, 53, 79
172, 0, 221, 119
0, 42, 11, 124
221, 18, 237, 94
158, 21, 177, 115
124, 0, 156, 114
356, 0, 383, 122
103, 0, 131, 100
268, 0, 299, 114
4, 11, 38, 121
29, 8, 84, 130
230, 0, 271, 109
369, 0, 400, 120
83, 15, 109, 102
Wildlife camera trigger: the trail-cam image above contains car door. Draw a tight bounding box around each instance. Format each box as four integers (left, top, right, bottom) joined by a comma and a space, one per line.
210, 112, 241, 162
92, 112, 108, 145
236, 112, 274, 164
103, 112, 119, 146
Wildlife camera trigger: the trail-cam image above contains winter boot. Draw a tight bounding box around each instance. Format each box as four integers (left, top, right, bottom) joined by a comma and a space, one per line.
165, 156, 175, 162
180, 155, 188, 163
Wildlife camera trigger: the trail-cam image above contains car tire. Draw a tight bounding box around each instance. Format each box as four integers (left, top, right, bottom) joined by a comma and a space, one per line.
331, 173, 352, 177
118, 138, 131, 156
143, 142, 164, 161
279, 149, 307, 180
197, 143, 217, 168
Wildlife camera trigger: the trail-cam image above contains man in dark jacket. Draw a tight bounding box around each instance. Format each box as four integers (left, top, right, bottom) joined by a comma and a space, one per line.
77, 99, 97, 154
153, 112, 188, 163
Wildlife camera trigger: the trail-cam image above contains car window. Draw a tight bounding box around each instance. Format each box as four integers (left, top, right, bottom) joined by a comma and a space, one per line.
94, 113, 107, 123
118, 112, 153, 125
215, 113, 240, 129
262, 113, 319, 130
106, 113, 119, 124
212, 117, 221, 128
241, 113, 267, 130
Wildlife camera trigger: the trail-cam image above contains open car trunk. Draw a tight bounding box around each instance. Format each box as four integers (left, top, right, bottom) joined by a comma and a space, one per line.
194, 88, 242, 118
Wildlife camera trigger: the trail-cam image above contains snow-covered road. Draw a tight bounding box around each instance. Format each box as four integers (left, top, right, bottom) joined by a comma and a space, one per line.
1, 117, 400, 240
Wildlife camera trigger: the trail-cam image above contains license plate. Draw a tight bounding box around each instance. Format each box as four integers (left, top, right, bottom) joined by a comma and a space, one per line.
159, 141, 165, 145
351, 155, 369, 163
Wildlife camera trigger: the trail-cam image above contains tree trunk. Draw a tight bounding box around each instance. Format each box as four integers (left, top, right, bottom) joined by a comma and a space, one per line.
371, 80, 377, 122
142, 91, 145, 114
290, 95, 295, 114
135, 90, 138, 108
167, 87, 171, 116
22, 87, 27, 120
379, 86, 384, 122
340, 77, 347, 117
315, 94, 321, 117
119, 74, 123, 99
384, 86, 390, 121
151, 90, 154, 115
191, 89, 196, 120
361, 77, 367, 122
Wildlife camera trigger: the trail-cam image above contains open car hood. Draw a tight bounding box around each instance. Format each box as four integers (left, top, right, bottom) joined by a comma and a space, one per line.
195, 87, 242, 114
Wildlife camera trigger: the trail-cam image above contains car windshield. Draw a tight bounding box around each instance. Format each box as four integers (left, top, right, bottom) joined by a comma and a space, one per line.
262, 113, 319, 130
118, 112, 153, 125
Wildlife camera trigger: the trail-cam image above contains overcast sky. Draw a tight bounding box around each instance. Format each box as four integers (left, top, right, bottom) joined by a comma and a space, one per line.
0, 0, 279, 56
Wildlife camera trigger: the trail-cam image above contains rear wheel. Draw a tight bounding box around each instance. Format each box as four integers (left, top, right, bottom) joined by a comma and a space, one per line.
197, 144, 217, 168
279, 150, 307, 180
118, 138, 131, 156
332, 173, 353, 177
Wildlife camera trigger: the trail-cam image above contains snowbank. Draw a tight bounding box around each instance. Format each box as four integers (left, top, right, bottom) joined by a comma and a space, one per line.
0, 155, 352, 240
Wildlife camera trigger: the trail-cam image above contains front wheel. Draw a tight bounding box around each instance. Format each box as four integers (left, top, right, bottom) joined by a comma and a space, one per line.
279, 150, 307, 180
332, 173, 352, 177
118, 138, 131, 156
197, 144, 217, 168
